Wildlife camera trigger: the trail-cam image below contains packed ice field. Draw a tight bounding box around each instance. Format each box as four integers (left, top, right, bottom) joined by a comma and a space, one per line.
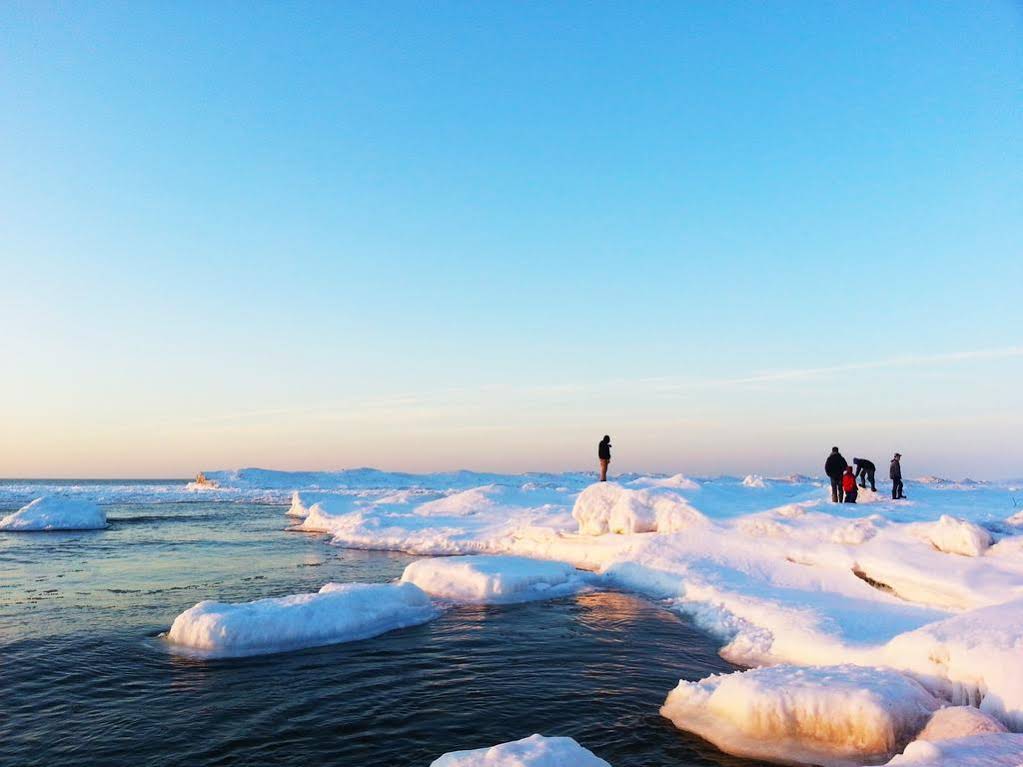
4, 468, 1023, 766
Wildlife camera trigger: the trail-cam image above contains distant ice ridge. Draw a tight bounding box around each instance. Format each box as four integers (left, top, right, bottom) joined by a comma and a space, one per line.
165, 582, 438, 657
0, 496, 106, 531
430, 734, 611, 767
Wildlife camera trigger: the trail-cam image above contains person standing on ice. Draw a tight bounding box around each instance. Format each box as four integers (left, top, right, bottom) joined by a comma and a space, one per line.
890, 453, 906, 500
825, 446, 848, 502
853, 457, 877, 491
598, 435, 612, 482
842, 466, 858, 503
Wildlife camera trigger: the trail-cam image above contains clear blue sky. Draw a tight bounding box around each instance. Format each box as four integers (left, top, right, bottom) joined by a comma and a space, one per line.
2, 1, 1021, 478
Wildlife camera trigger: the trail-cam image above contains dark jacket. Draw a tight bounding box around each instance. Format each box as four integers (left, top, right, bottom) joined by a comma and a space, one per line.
825, 452, 848, 479
598, 441, 611, 460
890, 459, 902, 481
854, 458, 875, 473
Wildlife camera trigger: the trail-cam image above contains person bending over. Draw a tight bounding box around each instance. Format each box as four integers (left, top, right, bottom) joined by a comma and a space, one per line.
853, 457, 876, 492
825, 446, 848, 503
598, 435, 611, 482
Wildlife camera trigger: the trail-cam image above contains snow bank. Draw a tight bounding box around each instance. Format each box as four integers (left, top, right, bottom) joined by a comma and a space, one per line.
571, 483, 706, 535
166, 582, 438, 657
660, 664, 938, 767
742, 474, 767, 488
884, 598, 1023, 728
915, 516, 992, 557
880, 733, 1023, 766
431, 734, 611, 767
0, 496, 106, 531
914, 707, 1007, 741
401, 556, 591, 604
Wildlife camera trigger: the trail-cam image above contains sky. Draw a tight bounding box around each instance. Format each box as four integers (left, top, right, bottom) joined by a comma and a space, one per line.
1, 1, 1021, 479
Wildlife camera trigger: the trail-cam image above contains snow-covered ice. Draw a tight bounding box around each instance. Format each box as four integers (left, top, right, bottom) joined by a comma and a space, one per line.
401, 555, 592, 604
914, 707, 1007, 741
878, 733, 1023, 766
165, 582, 438, 657
0, 496, 106, 531
430, 734, 611, 767
148, 468, 1023, 763
571, 482, 707, 535
660, 664, 939, 766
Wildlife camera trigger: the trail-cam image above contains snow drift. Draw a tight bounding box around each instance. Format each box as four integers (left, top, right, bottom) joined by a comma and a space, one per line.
401, 556, 591, 604
430, 734, 611, 767
166, 582, 438, 657
0, 496, 106, 531
880, 733, 1023, 766
660, 664, 938, 766
571, 483, 706, 535
915, 516, 992, 557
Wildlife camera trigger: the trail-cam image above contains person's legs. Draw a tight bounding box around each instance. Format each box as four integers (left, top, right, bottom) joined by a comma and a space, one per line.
857, 468, 866, 488
868, 469, 876, 492
599, 459, 609, 482
845, 489, 857, 503
831, 478, 840, 503
897, 479, 905, 499
892, 479, 903, 499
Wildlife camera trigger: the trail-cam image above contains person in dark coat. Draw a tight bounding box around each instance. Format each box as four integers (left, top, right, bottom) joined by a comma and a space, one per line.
842, 466, 858, 503
853, 458, 877, 492
598, 435, 611, 482
890, 453, 905, 499
825, 446, 848, 503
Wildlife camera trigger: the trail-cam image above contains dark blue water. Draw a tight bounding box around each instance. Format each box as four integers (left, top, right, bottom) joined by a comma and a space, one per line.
1, 494, 765, 766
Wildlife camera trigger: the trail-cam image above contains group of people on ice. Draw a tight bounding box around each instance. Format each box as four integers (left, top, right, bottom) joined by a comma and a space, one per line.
825, 447, 905, 503
597, 436, 907, 505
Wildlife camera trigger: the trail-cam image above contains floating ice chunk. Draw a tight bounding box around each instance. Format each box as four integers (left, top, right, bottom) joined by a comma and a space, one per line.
915, 707, 1007, 741
742, 474, 767, 488
880, 733, 1023, 766
884, 597, 1023, 729
916, 516, 992, 557
0, 496, 106, 531
430, 734, 612, 767
660, 664, 938, 767
572, 483, 705, 535
401, 556, 591, 604
166, 582, 438, 657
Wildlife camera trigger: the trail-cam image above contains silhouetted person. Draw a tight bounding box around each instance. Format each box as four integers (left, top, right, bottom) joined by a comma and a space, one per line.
853, 458, 877, 492
890, 453, 905, 499
598, 435, 611, 481
842, 466, 858, 503
825, 446, 848, 503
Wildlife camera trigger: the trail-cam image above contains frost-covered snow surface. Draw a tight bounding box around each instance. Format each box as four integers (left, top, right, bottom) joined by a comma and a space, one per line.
914, 707, 1007, 741
0, 496, 106, 531
878, 733, 1023, 766
401, 556, 591, 604
431, 734, 612, 767
165, 582, 438, 657
660, 664, 938, 766
173, 468, 1023, 762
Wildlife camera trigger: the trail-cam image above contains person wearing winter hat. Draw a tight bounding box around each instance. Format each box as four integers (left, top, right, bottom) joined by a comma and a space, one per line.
890, 453, 905, 500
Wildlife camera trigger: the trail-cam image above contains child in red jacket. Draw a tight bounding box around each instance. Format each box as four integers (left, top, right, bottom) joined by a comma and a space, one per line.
842, 466, 858, 503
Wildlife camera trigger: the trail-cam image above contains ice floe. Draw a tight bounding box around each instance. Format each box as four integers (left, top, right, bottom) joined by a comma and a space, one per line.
430, 734, 611, 767
660, 664, 939, 766
0, 496, 106, 531
165, 582, 438, 657
401, 555, 591, 604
